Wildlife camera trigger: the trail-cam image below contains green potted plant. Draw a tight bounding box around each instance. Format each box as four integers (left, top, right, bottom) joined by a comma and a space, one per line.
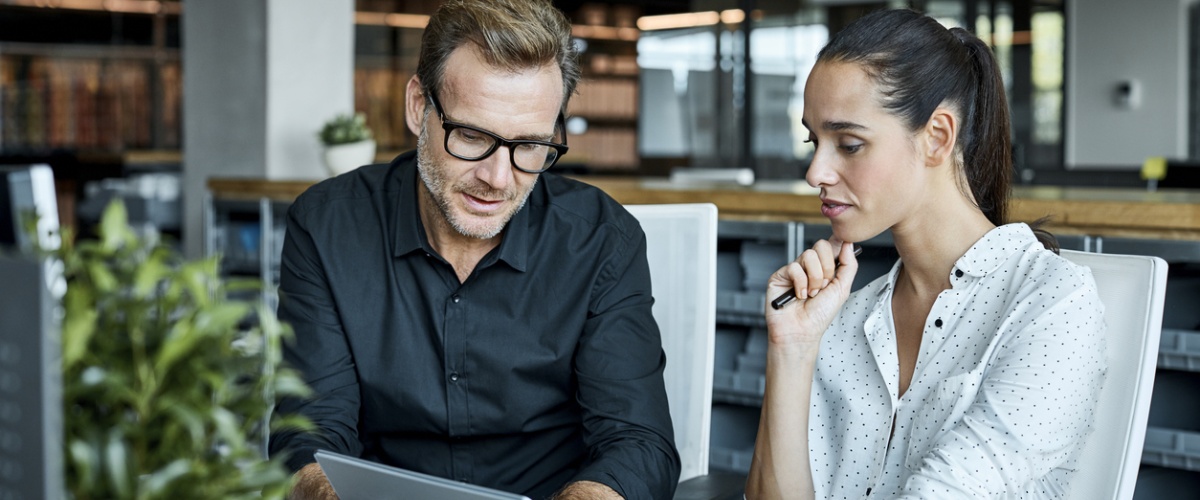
53, 201, 312, 499
319, 112, 376, 176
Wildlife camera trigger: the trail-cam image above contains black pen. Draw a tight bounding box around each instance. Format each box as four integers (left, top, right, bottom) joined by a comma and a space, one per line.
770, 245, 863, 310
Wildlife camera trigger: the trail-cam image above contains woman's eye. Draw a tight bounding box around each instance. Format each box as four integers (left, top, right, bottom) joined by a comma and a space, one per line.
840, 143, 863, 154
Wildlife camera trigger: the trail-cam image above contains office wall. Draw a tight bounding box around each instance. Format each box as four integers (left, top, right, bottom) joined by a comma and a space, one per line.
1065, 0, 1192, 169
182, 0, 354, 258
266, 4, 356, 180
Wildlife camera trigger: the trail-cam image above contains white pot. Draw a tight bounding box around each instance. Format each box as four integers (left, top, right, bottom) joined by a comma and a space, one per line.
323, 139, 376, 177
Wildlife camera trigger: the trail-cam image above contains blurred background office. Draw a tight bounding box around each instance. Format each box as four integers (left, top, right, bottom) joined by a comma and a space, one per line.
2, 0, 1194, 251
1, 0, 1198, 497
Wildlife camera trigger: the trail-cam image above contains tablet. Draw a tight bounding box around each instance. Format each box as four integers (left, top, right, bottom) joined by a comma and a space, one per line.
314, 450, 532, 500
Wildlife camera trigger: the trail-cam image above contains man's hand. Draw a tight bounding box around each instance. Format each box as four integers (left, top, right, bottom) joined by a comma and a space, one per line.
554, 480, 623, 499
288, 462, 339, 500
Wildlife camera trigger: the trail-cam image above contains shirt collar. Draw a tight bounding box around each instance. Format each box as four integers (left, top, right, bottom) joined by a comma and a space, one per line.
391, 151, 427, 258
495, 189, 531, 272
953, 223, 1037, 277
874, 222, 1036, 296
390, 151, 531, 273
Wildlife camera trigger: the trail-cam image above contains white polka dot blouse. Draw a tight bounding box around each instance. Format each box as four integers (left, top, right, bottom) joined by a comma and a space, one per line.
808, 223, 1106, 499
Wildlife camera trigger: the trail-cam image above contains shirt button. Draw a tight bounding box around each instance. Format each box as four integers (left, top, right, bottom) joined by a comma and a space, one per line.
449, 372, 460, 382
955, 269, 964, 278
452, 294, 461, 303
934, 318, 944, 328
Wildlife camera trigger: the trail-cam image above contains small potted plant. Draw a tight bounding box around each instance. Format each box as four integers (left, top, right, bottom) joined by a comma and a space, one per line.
319, 112, 376, 176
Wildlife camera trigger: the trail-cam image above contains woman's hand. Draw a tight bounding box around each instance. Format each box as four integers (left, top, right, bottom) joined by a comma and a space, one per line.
764, 239, 859, 346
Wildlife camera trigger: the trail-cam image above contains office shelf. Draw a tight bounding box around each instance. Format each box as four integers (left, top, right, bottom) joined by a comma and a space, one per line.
714, 290, 767, 328
1133, 466, 1200, 500
0, 3, 184, 154
1097, 237, 1200, 264
709, 404, 759, 475
712, 370, 764, 406
716, 289, 765, 315
1143, 428, 1200, 471
203, 195, 288, 311
710, 446, 755, 475
1160, 329, 1200, 372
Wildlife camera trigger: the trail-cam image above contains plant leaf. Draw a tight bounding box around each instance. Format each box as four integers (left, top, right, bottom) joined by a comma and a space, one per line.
57, 199, 312, 498
105, 427, 132, 498
68, 438, 99, 492
99, 200, 132, 251
139, 458, 191, 496
61, 293, 98, 368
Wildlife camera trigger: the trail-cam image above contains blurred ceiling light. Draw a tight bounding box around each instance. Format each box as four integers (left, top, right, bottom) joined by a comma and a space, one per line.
638, 9, 752, 31
103, 0, 159, 14
637, 11, 720, 31
4, 0, 179, 14
720, 9, 745, 24
572, 24, 639, 41
355, 12, 430, 29
384, 13, 429, 29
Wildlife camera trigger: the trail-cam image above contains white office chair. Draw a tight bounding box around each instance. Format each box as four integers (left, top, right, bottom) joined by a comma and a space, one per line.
624, 203, 718, 483
1060, 249, 1168, 500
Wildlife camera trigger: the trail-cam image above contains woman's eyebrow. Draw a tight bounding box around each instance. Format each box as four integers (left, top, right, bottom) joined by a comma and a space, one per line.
800, 119, 868, 133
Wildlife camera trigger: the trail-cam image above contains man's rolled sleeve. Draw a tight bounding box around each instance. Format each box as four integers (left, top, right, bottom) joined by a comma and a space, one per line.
570, 226, 681, 499
268, 200, 365, 473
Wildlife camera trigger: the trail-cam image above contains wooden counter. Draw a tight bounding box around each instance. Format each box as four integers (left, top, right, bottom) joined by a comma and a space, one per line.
207, 176, 1200, 241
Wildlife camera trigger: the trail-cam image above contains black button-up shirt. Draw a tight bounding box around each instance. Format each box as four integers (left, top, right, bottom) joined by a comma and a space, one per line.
268, 151, 680, 500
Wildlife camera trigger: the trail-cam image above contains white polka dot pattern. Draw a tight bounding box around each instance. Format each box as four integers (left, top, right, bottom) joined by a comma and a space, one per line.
807, 223, 1107, 499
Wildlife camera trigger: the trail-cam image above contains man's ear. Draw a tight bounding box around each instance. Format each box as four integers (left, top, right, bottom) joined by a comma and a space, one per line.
405, 76, 426, 137
923, 106, 959, 168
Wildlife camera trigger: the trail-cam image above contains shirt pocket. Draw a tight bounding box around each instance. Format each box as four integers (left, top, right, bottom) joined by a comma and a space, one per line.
904, 367, 985, 471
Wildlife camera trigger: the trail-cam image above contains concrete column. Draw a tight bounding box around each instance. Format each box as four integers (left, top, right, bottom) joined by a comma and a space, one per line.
182, 0, 354, 257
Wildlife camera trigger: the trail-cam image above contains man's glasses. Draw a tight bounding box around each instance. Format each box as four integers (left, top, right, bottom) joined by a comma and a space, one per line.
428, 92, 569, 174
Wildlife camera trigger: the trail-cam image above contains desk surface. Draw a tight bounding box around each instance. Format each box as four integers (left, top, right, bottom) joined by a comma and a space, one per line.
207, 176, 1200, 241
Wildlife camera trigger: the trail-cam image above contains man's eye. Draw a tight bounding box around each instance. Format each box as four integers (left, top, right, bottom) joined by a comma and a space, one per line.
457, 129, 487, 143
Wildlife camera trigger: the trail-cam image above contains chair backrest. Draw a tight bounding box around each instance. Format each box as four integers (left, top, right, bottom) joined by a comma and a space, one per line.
624, 203, 718, 483
1060, 250, 1168, 500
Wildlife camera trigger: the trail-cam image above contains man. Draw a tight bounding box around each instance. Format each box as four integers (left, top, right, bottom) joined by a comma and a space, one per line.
267, 1, 680, 499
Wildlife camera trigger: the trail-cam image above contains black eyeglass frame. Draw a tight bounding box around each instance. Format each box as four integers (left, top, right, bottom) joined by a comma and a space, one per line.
427, 91, 569, 174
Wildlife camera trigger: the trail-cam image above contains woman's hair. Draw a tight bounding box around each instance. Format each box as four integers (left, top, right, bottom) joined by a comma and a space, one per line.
818, 9, 1056, 251
818, 9, 1009, 226
415, 0, 581, 113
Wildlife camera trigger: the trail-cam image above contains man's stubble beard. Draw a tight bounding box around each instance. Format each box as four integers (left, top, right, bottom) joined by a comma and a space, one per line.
416, 127, 537, 240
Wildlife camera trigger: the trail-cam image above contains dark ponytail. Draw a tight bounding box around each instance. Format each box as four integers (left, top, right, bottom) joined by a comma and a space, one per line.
817, 10, 1059, 252
950, 28, 1011, 230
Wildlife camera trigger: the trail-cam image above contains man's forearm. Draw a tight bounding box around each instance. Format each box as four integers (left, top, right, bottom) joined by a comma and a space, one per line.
555, 480, 623, 500
289, 462, 339, 500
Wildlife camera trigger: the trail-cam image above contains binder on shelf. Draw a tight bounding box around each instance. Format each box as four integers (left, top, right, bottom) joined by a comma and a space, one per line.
0, 54, 181, 153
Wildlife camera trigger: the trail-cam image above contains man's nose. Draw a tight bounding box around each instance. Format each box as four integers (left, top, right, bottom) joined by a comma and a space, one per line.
474, 145, 514, 191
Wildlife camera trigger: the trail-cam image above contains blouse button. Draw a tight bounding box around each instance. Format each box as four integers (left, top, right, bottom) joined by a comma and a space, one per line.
934, 318, 944, 328
955, 269, 964, 278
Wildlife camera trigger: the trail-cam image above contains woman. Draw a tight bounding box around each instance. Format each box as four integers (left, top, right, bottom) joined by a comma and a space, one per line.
746, 9, 1105, 499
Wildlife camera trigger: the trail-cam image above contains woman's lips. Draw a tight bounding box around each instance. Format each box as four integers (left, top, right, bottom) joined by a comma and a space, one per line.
820, 199, 850, 218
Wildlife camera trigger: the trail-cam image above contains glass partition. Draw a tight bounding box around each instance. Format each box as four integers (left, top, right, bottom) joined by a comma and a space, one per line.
637, 0, 1066, 181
